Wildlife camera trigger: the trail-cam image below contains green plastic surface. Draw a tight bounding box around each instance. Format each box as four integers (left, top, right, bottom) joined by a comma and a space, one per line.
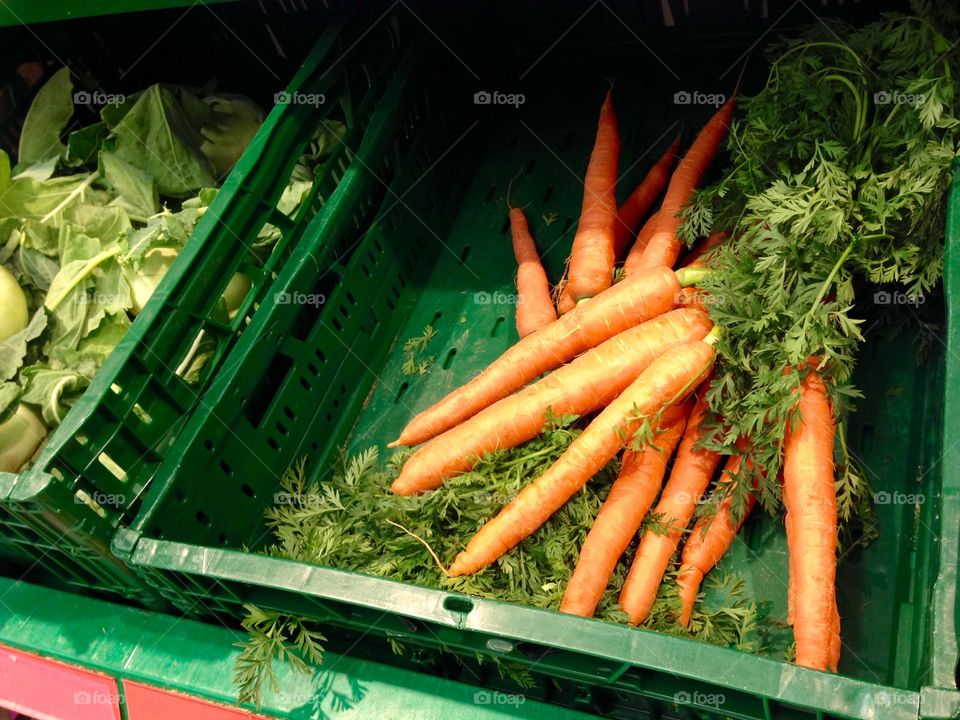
0, 0, 238, 27
0, 576, 598, 719
111, 22, 960, 719
0, 11, 401, 602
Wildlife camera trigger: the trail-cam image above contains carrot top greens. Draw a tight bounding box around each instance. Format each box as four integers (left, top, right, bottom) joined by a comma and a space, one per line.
236, 423, 772, 707
678, 4, 960, 525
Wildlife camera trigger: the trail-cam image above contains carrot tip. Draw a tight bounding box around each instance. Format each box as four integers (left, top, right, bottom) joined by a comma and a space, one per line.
390, 480, 413, 495
386, 440, 401, 448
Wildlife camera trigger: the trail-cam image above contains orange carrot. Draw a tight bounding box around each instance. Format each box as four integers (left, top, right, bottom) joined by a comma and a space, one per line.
783, 367, 838, 672
673, 231, 730, 308
785, 509, 797, 627
566, 89, 620, 302
557, 286, 576, 315
680, 230, 729, 269
389, 265, 683, 448
673, 453, 756, 627
510, 208, 557, 337
829, 605, 841, 672
392, 308, 712, 495
613, 136, 681, 260
622, 211, 660, 278
560, 402, 690, 617
447, 336, 716, 576
637, 99, 735, 270
618, 393, 722, 624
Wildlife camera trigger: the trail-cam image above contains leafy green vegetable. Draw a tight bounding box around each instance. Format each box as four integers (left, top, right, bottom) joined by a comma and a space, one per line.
0, 66, 339, 443
0, 174, 98, 222
0, 310, 46, 381
233, 605, 326, 708
109, 85, 216, 196
0, 382, 19, 420
20, 365, 86, 425
100, 150, 158, 218
64, 123, 108, 168
0, 150, 10, 193
401, 324, 437, 376
13, 157, 59, 182
199, 94, 264, 177
18, 68, 73, 165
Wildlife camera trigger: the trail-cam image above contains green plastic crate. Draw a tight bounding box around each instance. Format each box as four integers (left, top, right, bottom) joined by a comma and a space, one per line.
0, 11, 405, 603
113, 18, 959, 720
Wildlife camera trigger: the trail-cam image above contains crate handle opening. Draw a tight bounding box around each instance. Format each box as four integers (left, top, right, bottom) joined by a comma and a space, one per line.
485, 638, 514, 654
443, 595, 474, 615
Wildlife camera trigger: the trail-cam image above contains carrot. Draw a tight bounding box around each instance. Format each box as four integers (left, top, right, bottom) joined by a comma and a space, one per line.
680, 230, 729, 269
566, 89, 620, 302
559, 402, 690, 617
829, 605, 841, 672
612, 136, 681, 260
673, 231, 730, 308
509, 207, 557, 337
783, 367, 838, 672
447, 335, 717, 576
621, 211, 660, 278
636, 98, 735, 270
618, 393, 722, 624
391, 308, 712, 495
388, 265, 684, 448
786, 510, 796, 625
556, 286, 576, 315
673, 452, 756, 627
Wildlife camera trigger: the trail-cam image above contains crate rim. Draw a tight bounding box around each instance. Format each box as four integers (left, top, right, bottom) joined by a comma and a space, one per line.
115, 529, 939, 720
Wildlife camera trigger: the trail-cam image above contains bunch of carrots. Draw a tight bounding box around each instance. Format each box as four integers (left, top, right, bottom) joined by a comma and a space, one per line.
387, 89, 840, 673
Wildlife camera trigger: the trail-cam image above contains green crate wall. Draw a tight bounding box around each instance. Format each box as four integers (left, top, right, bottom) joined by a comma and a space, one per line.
0, 7, 405, 602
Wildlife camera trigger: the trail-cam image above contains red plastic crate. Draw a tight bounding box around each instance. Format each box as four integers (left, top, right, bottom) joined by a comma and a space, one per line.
0, 644, 121, 720
123, 681, 269, 720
